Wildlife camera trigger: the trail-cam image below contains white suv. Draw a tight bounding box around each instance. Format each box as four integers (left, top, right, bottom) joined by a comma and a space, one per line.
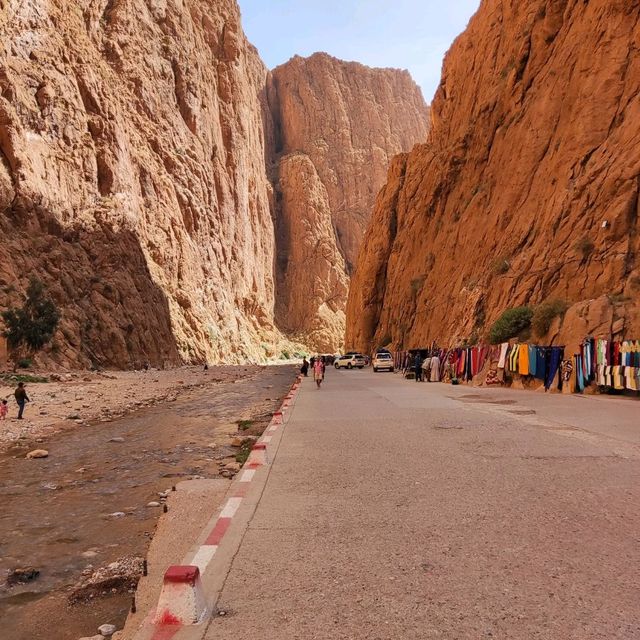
373, 352, 394, 372
335, 354, 366, 370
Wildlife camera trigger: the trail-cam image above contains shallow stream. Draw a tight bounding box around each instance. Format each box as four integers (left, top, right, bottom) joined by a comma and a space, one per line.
0, 365, 293, 639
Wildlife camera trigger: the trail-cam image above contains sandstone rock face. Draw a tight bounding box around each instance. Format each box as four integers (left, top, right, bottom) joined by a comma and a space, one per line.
0, 0, 281, 367
347, 0, 640, 355
269, 54, 429, 352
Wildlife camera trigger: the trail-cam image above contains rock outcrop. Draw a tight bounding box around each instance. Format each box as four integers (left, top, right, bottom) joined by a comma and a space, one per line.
269, 54, 429, 352
346, 0, 640, 355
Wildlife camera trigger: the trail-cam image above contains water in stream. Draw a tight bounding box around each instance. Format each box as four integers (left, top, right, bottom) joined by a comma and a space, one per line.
0, 365, 293, 639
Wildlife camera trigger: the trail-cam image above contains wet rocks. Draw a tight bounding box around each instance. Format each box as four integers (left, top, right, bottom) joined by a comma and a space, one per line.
98, 624, 117, 636
69, 556, 144, 604
26, 449, 49, 459
224, 461, 241, 473
6, 567, 40, 587
230, 435, 256, 448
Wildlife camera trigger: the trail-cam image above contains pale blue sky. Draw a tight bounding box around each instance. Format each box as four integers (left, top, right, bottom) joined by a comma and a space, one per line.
238, 0, 481, 101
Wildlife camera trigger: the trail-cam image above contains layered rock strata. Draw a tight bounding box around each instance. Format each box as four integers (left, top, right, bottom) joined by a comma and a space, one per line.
346, 0, 640, 355
269, 53, 429, 352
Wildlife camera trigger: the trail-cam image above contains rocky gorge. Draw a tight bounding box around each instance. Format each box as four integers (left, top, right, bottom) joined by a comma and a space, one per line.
0, 0, 428, 368
346, 0, 640, 357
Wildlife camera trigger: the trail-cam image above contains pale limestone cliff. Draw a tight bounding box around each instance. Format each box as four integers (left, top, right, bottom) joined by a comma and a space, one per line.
347, 0, 640, 356
0, 0, 284, 367
270, 53, 430, 351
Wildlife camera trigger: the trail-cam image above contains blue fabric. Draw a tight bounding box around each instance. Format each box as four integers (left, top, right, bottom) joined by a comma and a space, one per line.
575, 355, 584, 392
528, 345, 537, 376
545, 347, 564, 391
534, 347, 547, 381
17, 400, 25, 419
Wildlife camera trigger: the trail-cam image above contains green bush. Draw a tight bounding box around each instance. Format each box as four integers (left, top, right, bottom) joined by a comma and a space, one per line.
16, 358, 32, 369
488, 307, 533, 344
2, 278, 60, 355
532, 299, 568, 337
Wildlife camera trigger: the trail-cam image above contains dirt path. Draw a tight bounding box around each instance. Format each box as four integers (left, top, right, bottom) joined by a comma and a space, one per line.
0, 365, 295, 640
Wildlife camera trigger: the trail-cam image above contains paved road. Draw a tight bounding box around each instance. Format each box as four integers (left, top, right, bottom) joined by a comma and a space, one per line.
205, 369, 640, 639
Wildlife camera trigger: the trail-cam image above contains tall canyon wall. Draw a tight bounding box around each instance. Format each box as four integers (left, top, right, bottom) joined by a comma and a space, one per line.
347, 0, 640, 355
269, 54, 429, 352
0, 0, 428, 367
0, 0, 281, 367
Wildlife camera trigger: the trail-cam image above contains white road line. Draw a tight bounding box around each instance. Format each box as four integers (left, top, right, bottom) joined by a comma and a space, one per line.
191, 545, 218, 573
220, 497, 243, 518
240, 469, 256, 482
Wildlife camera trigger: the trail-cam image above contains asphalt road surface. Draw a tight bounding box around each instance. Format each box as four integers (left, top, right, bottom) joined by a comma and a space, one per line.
206, 368, 640, 639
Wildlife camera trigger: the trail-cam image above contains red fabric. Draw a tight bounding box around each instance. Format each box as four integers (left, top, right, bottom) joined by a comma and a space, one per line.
457, 350, 466, 376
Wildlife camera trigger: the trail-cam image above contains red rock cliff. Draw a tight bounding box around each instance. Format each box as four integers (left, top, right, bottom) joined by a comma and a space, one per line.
346, 0, 640, 355
269, 54, 429, 352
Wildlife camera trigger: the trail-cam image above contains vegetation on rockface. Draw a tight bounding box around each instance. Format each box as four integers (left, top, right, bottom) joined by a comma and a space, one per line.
410, 275, 427, 295
531, 299, 569, 337
490, 256, 511, 275
2, 278, 61, 362
575, 236, 595, 260
488, 306, 533, 344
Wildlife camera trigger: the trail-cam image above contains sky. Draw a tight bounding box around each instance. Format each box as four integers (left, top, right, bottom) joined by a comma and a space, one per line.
238, 0, 481, 101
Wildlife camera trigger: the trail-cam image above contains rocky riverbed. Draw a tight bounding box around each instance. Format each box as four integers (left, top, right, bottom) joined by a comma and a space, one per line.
0, 365, 295, 640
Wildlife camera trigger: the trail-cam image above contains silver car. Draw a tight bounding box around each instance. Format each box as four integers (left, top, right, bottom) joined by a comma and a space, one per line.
335, 354, 366, 370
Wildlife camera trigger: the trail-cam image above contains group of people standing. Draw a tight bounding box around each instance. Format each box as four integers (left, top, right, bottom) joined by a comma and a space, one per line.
411, 353, 442, 383
300, 356, 326, 389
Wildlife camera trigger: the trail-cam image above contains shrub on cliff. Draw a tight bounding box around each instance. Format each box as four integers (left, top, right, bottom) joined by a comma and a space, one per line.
488, 307, 533, 344
532, 299, 568, 337
2, 278, 61, 358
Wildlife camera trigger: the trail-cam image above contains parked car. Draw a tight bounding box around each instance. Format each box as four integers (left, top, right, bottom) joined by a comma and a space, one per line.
373, 352, 394, 372
335, 353, 366, 369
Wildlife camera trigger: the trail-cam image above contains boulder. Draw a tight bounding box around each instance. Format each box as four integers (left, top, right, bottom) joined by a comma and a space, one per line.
26, 449, 49, 459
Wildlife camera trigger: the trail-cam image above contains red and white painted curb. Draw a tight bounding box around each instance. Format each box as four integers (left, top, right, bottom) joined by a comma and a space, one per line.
138, 375, 303, 639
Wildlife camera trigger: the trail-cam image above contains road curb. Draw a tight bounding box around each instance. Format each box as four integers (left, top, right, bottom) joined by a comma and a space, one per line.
130, 375, 302, 640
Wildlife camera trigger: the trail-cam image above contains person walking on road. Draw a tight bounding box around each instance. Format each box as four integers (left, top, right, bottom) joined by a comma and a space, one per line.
301, 357, 309, 377
313, 357, 325, 389
14, 382, 30, 419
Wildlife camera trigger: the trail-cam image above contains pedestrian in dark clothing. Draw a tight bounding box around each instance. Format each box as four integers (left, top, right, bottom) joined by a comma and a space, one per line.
415, 355, 423, 382
14, 383, 29, 419
301, 357, 309, 377
310, 356, 316, 370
